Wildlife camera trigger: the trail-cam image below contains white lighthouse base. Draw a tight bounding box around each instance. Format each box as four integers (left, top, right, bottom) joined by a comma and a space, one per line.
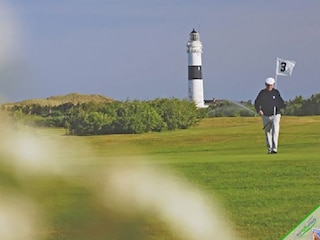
188, 79, 207, 108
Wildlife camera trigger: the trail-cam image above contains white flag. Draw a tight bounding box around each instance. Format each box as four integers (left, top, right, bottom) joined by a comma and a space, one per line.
276, 57, 296, 76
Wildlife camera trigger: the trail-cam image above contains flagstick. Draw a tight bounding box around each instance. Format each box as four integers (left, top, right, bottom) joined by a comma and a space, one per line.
274, 57, 278, 89
273, 63, 278, 131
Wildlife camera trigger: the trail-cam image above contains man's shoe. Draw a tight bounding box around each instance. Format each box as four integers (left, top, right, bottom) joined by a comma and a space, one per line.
268, 150, 277, 154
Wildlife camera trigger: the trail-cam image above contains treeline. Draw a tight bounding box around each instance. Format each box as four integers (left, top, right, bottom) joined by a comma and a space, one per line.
207, 93, 320, 117
284, 94, 320, 116
6, 98, 201, 135
3, 93, 319, 135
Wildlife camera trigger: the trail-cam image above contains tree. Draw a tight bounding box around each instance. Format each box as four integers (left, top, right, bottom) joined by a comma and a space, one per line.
284, 95, 304, 115
302, 94, 320, 115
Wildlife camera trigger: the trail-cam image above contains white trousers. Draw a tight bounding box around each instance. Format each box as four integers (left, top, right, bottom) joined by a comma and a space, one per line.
262, 114, 281, 153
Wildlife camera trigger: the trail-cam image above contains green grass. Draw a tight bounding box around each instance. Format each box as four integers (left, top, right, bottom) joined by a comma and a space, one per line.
0, 116, 319, 239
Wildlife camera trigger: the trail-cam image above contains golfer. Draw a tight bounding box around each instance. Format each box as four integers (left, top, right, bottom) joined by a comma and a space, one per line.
254, 77, 285, 154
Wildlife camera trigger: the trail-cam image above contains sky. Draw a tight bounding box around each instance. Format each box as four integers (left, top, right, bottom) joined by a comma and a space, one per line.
0, 0, 319, 103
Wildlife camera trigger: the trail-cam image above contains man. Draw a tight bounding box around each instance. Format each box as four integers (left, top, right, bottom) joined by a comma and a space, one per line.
254, 77, 285, 154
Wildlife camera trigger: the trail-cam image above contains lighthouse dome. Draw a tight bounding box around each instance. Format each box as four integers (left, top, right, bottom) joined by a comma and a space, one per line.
190, 28, 200, 41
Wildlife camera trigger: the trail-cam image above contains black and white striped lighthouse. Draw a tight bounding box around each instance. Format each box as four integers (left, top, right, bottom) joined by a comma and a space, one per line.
187, 29, 206, 108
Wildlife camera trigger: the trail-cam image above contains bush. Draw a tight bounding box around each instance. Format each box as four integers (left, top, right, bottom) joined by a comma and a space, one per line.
150, 98, 199, 130
113, 100, 165, 134
63, 99, 200, 135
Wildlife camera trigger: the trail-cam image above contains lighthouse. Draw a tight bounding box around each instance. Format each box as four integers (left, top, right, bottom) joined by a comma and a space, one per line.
187, 29, 206, 108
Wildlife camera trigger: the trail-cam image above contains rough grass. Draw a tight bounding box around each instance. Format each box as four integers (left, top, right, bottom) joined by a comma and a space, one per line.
2, 92, 113, 108
0, 116, 319, 239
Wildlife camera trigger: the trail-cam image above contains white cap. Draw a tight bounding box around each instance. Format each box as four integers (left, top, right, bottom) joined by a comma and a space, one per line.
265, 77, 275, 85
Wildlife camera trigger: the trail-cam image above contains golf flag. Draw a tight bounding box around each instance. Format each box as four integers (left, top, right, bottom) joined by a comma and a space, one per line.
282, 205, 320, 240
276, 57, 296, 76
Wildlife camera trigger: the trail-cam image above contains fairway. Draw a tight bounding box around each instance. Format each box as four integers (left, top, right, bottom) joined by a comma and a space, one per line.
0, 116, 319, 240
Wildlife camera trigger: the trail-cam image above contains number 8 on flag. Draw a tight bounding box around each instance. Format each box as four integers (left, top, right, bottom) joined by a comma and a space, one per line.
276, 57, 296, 76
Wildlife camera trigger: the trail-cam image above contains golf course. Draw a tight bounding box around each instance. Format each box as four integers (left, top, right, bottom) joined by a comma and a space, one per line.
0, 115, 319, 240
